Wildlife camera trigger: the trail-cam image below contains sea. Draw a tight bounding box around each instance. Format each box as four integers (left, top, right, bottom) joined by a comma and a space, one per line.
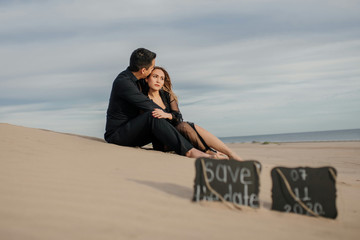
219, 129, 360, 143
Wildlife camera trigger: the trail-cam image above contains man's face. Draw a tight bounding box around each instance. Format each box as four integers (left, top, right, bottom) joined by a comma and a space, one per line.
142, 59, 155, 78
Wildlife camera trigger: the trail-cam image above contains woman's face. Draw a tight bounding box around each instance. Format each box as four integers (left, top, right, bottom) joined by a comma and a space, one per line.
146, 69, 165, 91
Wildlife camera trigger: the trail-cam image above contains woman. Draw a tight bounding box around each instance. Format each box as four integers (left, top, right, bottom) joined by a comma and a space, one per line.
142, 66, 242, 161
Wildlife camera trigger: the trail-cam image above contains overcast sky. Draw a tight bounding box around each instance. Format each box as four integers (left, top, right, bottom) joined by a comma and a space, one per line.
1, 0, 359, 138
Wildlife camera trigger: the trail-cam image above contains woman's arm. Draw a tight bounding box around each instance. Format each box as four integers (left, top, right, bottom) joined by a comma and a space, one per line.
168, 95, 183, 125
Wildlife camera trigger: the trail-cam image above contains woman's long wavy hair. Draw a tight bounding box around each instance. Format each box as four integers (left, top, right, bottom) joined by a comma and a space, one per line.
152, 66, 178, 102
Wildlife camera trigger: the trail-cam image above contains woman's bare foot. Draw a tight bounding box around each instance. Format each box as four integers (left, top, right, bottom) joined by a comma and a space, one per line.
206, 150, 229, 159
185, 148, 212, 158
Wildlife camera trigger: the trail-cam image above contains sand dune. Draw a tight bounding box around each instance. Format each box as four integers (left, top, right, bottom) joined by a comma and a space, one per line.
0, 123, 359, 239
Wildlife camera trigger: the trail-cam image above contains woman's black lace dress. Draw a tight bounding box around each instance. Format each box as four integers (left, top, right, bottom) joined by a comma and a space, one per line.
141, 84, 214, 152
149, 89, 212, 153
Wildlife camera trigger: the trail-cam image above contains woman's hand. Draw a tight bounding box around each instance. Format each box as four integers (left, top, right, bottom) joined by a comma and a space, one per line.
152, 109, 172, 119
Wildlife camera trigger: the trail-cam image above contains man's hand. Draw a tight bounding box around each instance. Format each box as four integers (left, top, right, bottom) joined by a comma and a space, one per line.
152, 109, 172, 119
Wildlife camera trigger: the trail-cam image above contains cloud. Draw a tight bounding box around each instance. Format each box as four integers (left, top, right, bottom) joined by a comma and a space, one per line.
1, 0, 359, 138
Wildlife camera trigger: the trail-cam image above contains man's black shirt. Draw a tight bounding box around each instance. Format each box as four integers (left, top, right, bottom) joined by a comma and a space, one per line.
105, 68, 158, 139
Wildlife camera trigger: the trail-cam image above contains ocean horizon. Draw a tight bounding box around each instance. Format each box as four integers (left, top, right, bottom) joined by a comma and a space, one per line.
219, 128, 360, 143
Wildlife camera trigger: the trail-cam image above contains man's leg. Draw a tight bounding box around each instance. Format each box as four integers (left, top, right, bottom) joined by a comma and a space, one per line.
107, 111, 193, 155
106, 112, 153, 147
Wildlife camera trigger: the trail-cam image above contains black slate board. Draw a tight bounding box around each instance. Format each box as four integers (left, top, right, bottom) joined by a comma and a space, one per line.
271, 166, 337, 219
193, 158, 262, 208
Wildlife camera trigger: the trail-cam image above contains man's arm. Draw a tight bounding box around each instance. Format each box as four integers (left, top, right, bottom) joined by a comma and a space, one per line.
115, 77, 160, 111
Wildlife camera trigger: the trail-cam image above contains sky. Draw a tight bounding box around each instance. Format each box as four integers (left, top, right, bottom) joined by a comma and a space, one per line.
1, 0, 360, 138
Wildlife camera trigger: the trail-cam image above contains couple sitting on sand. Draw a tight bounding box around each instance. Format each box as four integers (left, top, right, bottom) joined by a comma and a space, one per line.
104, 48, 242, 161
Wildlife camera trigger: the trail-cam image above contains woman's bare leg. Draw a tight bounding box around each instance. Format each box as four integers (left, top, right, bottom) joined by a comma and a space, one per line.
194, 124, 242, 161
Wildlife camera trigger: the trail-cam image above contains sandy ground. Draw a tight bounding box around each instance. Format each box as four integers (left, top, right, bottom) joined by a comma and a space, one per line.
0, 123, 359, 239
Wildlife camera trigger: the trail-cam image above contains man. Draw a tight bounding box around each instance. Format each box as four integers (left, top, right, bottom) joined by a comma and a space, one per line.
104, 48, 210, 158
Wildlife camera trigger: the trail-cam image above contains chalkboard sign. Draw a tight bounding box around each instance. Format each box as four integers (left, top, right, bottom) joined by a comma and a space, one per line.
271, 166, 337, 219
192, 158, 262, 209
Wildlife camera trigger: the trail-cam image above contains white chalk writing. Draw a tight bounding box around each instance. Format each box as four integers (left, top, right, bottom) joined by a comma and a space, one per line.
283, 202, 325, 215
283, 169, 326, 216
196, 161, 259, 207
205, 163, 253, 184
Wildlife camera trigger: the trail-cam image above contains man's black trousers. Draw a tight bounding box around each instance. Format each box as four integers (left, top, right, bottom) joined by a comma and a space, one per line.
105, 111, 193, 156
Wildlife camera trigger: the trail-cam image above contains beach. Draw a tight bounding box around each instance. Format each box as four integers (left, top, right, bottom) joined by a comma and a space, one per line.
0, 123, 359, 239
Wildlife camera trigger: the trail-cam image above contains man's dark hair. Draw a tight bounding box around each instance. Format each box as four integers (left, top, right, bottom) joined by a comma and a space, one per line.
128, 48, 156, 72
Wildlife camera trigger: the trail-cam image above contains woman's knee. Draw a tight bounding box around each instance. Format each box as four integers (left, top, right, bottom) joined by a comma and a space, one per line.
176, 122, 191, 132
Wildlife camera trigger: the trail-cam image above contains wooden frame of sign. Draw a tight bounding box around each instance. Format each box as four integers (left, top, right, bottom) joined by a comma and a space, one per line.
271, 166, 337, 219
192, 158, 262, 209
